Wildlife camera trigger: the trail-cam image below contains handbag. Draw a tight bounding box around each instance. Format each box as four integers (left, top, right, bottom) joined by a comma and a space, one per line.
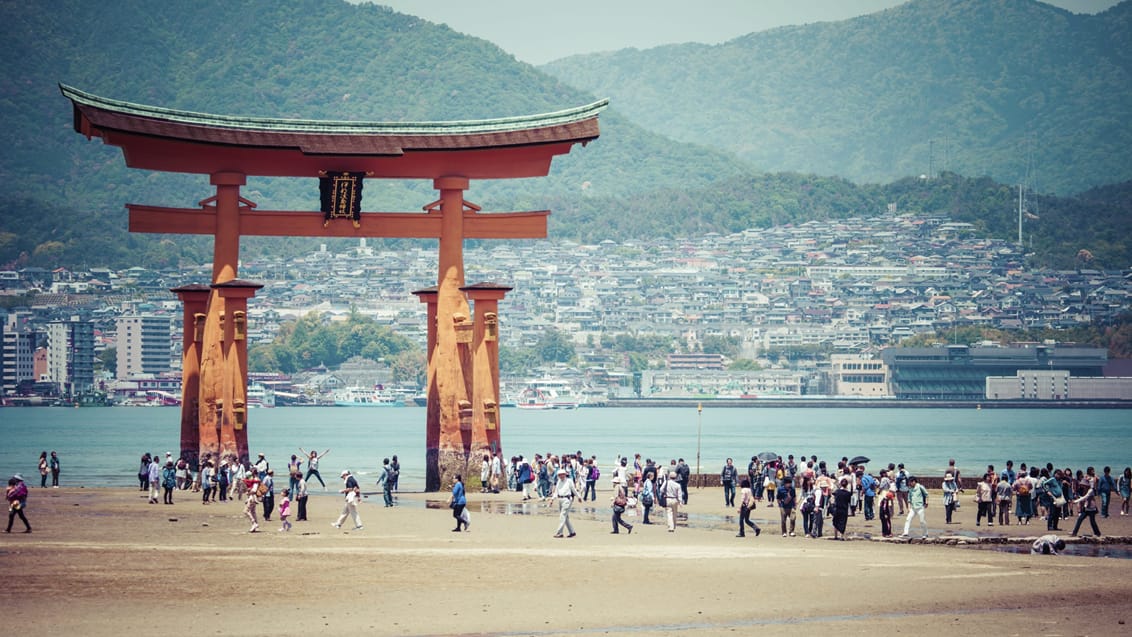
1053, 495, 1067, 507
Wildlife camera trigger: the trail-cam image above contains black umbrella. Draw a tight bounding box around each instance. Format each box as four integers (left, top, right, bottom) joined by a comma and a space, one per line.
757, 451, 778, 463
849, 455, 870, 465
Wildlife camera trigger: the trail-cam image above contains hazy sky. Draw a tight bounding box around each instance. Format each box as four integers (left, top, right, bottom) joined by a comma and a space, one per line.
367, 0, 1121, 65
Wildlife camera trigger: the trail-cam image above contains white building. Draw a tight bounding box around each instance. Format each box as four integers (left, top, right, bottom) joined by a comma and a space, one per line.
986, 370, 1132, 401
116, 314, 172, 380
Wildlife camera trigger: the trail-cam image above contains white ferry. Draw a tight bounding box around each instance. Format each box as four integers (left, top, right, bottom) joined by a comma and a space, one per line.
247, 383, 275, 408
333, 385, 402, 407
515, 378, 584, 410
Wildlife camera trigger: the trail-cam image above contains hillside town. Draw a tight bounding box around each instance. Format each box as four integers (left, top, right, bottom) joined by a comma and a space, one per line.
3, 213, 1131, 406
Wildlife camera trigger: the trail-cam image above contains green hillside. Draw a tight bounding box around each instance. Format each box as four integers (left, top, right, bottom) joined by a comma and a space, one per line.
542, 0, 1132, 195
0, 0, 1128, 272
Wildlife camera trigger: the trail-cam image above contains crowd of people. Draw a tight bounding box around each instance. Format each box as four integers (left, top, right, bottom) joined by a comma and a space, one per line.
9, 446, 1129, 544
481, 449, 1132, 542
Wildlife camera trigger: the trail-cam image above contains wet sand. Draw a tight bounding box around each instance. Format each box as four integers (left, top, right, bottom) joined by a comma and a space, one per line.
3, 485, 1130, 636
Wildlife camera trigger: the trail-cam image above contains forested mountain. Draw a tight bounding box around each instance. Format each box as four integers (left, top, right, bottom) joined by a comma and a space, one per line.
543, 0, 1132, 195
0, 0, 1128, 272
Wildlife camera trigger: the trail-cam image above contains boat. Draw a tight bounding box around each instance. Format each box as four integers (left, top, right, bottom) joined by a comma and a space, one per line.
247, 383, 275, 408
515, 378, 584, 410
333, 385, 402, 407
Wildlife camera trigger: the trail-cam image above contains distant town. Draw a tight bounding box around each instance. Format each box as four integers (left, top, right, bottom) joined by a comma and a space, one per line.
3, 213, 1130, 407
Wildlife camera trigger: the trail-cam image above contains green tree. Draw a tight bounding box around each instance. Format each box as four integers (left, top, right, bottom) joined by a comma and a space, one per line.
96, 346, 117, 376
536, 328, 575, 364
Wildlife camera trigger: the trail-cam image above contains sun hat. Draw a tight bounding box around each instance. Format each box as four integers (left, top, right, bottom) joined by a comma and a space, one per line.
340, 469, 350, 477
945, 473, 954, 480
557, 468, 568, 475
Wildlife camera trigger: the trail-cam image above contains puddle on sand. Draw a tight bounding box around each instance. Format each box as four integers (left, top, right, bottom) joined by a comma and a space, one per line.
963, 542, 1132, 559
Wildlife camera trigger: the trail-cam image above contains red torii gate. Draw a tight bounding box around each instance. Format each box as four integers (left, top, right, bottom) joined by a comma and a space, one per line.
61, 84, 606, 490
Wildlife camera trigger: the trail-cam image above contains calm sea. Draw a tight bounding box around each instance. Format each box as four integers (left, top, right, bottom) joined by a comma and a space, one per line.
1, 406, 1129, 489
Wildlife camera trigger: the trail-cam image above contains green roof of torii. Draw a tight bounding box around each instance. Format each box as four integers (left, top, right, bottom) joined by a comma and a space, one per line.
60, 84, 608, 178
60, 84, 608, 136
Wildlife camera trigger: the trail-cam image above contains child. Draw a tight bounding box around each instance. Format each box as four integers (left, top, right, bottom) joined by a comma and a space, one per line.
278, 488, 292, 532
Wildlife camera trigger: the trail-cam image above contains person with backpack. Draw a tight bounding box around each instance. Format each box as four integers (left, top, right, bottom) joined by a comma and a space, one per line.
900, 475, 930, 539
379, 458, 395, 507
777, 473, 798, 537
5, 475, 31, 533
161, 460, 176, 505
582, 459, 598, 501
894, 463, 910, 515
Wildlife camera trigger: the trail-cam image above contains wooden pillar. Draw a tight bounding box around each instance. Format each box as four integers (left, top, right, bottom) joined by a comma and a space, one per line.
171, 284, 210, 469
432, 176, 473, 491
412, 286, 440, 492
462, 283, 511, 473
213, 280, 262, 465
198, 172, 246, 464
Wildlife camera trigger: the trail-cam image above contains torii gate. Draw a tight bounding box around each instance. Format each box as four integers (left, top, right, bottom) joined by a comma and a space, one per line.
61, 84, 606, 490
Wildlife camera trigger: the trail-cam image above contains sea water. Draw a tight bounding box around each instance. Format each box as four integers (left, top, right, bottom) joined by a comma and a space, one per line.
1, 406, 1129, 490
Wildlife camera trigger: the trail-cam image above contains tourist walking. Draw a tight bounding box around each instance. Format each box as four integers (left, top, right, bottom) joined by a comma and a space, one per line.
975, 473, 995, 526
879, 487, 894, 537
299, 448, 330, 489
161, 460, 176, 504
676, 458, 690, 505
5, 475, 30, 533
243, 474, 262, 533
37, 451, 48, 488
295, 475, 309, 521
1039, 468, 1063, 531
480, 454, 491, 494
901, 475, 929, 539
379, 458, 394, 507
610, 477, 633, 534
450, 474, 470, 532
1119, 467, 1131, 516
201, 460, 215, 504
389, 455, 401, 492
1070, 466, 1102, 537
831, 478, 852, 540
147, 453, 161, 504
332, 469, 363, 530
1097, 466, 1116, 518
278, 489, 292, 532
1013, 469, 1035, 525
552, 468, 577, 538
894, 463, 909, 515
664, 470, 682, 532
777, 475, 797, 536
582, 459, 598, 501
138, 453, 151, 491
49, 451, 60, 487
287, 454, 303, 499
942, 472, 959, 524
721, 458, 738, 507
262, 469, 275, 521
996, 473, 1013, 525
639, 470, 655, 524
859, 469, 877, 521
736, 478, 761, 537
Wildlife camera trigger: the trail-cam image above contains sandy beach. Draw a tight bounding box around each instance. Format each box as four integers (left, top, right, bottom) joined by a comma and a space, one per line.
4, 484, 1130, 637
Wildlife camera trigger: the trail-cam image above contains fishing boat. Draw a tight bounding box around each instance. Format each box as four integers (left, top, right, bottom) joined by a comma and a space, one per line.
515, 378, 584, 410
333, 385, 402, 407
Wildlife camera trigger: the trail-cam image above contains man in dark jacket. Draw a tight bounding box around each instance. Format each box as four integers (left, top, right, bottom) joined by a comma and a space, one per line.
676, 459, 691, 504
